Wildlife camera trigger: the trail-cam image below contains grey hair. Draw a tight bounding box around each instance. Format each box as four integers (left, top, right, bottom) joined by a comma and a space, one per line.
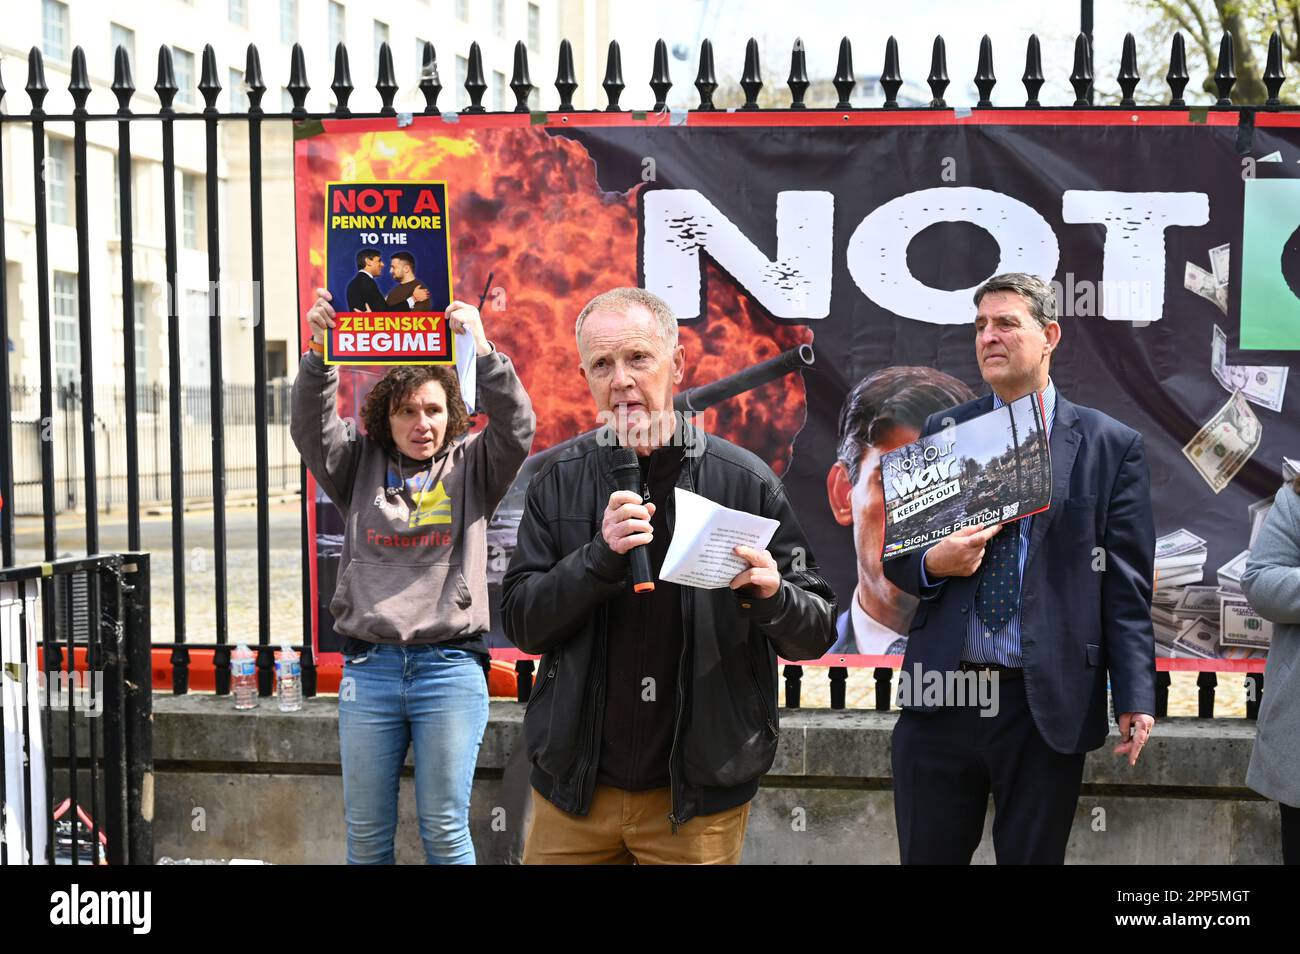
574, 287, 679, 358
972, 273, 1058, 328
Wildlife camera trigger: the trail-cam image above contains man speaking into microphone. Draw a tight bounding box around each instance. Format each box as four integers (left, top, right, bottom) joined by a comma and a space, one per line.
503, 287, 836, 864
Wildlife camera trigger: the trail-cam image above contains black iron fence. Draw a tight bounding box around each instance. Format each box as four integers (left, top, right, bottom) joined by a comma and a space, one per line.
0, 553, 153, 865
0, 30, 1286, 716
6, 381, 296, 516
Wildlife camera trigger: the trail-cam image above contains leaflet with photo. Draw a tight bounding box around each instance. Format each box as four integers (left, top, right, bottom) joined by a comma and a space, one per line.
880, 392, 1052, 561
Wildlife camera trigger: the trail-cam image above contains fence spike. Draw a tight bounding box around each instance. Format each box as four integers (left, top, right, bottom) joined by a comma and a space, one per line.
419, 42, 442, 114
696, 38, 718, 110
833, 36, 855, 109
1214, 31, 1236, 105
511, 41, 534, 112
112, 45, 134, 113
463, 40, 487, 113
651, 38, 672, 111
377, 41, 399, 114
69, 46, 91, 113
1166, 31, 1189, 105
1070, 32, 1093, 106
602, 40, 624, 111
26, 47, 48, 112
199, 44, 221, 112
154, 45, 176, 112
331, 43, 353, 115
244, 44, 266, 111
1265, 30, 1285, 106
740, 37, 762, 110
975, 34, 995, 107
1118, 32, 1139, 106
287, 43, 309, 116
928, 35, 949, 107
1022, 34, 1044, 106
787, 37, 809, 108
555, 38, 577, 111
881, 36, 902, 108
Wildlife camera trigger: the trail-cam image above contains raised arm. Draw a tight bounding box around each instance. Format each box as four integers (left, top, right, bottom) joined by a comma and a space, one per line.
447, 300, 536, 513
291, 290, 360, 508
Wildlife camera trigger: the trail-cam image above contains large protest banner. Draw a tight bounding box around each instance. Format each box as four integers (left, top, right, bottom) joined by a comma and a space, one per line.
294, 110, 1300, 669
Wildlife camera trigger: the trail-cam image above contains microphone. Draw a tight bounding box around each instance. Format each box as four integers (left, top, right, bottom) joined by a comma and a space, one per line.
610, 446, 655, 594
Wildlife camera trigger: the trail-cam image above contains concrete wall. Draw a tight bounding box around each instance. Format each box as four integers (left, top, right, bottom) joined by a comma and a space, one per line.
146, 696, 1282, 864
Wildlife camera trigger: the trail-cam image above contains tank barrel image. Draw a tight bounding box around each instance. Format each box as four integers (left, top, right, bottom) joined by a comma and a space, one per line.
673, 343, 815, 414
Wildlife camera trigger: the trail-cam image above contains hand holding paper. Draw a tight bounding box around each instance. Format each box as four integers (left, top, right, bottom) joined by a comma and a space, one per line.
659, 488, 780, 590
730, 545, 781, 599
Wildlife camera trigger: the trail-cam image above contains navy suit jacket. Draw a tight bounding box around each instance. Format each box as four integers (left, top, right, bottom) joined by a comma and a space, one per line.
346, 272, 418, 313
881, 390, 1157, 754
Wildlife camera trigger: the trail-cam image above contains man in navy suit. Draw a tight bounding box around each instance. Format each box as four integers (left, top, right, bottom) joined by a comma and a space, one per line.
882, 272, 1157, 864
346, 248, 428, 312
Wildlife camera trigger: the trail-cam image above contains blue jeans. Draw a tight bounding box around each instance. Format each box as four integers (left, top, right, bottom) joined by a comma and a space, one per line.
338, 643, 489, 864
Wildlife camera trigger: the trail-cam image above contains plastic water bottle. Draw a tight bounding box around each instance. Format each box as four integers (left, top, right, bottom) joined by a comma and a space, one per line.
232, 644, 257, 710
276, 644, 303, 712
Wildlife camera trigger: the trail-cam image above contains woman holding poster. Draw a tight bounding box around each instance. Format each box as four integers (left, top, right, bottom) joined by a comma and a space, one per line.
294, 288, 535, 864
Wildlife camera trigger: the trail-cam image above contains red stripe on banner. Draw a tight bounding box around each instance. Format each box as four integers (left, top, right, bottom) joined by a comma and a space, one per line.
1255, 112, 1300, 127
1156, 657, 1267, 673
308, 108, 1240, 136
681, 108, 1241, 128
486, 649, 1263, 672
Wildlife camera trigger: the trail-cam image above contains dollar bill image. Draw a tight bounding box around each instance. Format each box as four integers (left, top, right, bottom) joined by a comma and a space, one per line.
1211, 325, 1288, 413
1182, 391, 1262, 493
1220, 598, 1273, 650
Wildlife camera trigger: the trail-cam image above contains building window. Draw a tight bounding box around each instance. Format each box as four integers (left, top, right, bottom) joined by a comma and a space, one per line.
455, 0, 468, 22
183, 290, 211, 392
528, 4, 541, 52
280, 0, 297, 45
373, 20, 389, 66
110, 23, 135, 69
113, 155, 121, 235
455, 55, 468, 108
46, 138, 71, 226
493, 71, 507, 111
492, 0, 505, 37
133, 283, 150, 391
43, 0, 69, 62
172, 47, 195, 106
228, 0, 247, 26
182, 174, 200, 249
328, 1, 345, 51
229, 68, 247, 111
415, 37, 429, 79
53, 272, 79, 390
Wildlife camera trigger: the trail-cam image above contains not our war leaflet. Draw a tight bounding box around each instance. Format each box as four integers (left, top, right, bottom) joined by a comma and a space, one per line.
322, 181, 455, 365
880, 393, 1053, 560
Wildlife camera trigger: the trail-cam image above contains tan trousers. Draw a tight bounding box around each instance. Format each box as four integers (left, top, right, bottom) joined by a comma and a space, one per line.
523, 785, 750, 865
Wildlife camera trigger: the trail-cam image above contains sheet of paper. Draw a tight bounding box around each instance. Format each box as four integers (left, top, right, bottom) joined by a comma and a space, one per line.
454, 328, 477, 413
659, 488, 780, 590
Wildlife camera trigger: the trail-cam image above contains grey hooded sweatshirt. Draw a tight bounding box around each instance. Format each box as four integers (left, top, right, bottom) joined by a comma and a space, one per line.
291, 346, 535, 648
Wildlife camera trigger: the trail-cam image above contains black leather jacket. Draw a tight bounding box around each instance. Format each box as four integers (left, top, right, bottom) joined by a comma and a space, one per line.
502, 421, 837, 827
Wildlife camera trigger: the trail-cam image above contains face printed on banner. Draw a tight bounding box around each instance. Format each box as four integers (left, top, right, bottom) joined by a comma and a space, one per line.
389, 380, 449, 461
390, 255, 414, 283
362, 253, 384, 277
578, 303, 685, 452
848, 422, 918, 582
974, 290, 1059, 398
828, 422, 920, 631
